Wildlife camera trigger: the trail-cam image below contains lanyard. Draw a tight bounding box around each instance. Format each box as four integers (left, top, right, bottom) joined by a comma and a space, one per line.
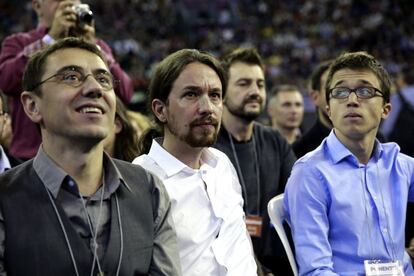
43, 177, 124, 276
228, 130, 261, 215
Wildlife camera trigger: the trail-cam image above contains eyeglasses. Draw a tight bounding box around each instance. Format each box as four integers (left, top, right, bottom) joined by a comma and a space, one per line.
329, 87, 384, 100
31, 67, 117, 91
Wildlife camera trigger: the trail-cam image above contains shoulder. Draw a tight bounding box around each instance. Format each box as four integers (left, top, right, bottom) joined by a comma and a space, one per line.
206, 147, 235, 169
381, 142, 414, 170
112, 158, 158, 189
0, 160, 38, 197
132, 154, 167, 180
253, 123, 287, 144
292, 142, 329, 175
2, 28, 44, 46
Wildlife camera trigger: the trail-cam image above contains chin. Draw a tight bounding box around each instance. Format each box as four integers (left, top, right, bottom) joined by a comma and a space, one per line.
186, 133, 217, 148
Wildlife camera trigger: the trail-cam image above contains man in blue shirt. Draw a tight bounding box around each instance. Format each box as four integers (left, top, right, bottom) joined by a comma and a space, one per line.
284, 51, 414, 275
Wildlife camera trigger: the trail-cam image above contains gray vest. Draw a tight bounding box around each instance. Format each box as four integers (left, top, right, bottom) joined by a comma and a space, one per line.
0, 159, 155, 276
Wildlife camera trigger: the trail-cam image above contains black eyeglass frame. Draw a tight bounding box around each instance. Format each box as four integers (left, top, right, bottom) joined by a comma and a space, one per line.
329, 86, 384, 100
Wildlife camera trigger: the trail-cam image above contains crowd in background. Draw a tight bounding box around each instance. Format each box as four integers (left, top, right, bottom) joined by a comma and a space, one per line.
2, 0, 414, 111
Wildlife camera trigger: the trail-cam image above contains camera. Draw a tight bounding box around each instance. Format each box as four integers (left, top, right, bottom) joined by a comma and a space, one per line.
72, 4, 94, 28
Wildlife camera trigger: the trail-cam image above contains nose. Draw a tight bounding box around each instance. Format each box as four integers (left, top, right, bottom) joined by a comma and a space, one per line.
82, 74, 103, 98
346, 91, 360, 106
250, 83, 261, 95
198, 95, 214, 115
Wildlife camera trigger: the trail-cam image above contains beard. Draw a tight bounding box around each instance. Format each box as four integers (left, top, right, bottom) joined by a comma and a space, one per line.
167, 115, 220, 148
225, 94, 264, 122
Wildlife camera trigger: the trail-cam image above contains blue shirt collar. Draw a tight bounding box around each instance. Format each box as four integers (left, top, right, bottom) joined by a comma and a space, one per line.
325, 130, 383, 165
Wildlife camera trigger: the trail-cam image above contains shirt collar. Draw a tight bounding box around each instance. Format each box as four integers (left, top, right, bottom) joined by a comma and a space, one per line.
0, 146, 11, 173
325, 130, 383, 165
33, 146, 126, 198
148, 138, 218, 177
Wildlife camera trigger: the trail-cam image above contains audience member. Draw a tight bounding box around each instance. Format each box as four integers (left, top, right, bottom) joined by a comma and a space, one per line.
293, 60, 332, 158
103, 97, 140, 162
381, 65, 414, 157
0, 0, 133, 160
214, 48, 296, 275
0, 38, 181, 275
284, 51, 414, 275
133, 49, 257, 275
267, 84, 304, 144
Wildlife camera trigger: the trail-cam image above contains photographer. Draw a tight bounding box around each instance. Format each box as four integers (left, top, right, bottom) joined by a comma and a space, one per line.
0, 0, 133, 160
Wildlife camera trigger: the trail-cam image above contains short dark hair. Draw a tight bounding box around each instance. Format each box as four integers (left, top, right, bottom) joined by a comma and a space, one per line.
221, 48, 264, 75
148, 48, 226, 126
22, 37, 107, 95
325, 52, 391, 103
310, 60, 332, 91
270, 84, 300, 98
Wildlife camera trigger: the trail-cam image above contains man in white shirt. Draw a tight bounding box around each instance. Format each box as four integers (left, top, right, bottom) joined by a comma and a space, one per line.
133, 49, 257, 276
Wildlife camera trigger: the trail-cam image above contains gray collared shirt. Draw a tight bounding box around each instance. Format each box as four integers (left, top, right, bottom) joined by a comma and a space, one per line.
33, 147, 125, 261
0, 147, 182, 275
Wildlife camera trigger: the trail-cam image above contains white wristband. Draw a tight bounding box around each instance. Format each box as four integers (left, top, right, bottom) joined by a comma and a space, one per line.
42, 34, 56, 45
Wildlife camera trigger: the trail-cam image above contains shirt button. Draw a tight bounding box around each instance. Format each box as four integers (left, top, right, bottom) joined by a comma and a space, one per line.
383, 228, 388, 233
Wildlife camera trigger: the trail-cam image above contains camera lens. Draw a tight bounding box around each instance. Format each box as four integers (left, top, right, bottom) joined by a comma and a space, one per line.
79, 11, 93, 25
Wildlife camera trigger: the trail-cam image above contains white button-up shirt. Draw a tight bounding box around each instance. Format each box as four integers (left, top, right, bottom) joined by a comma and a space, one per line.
133, 139, 257, 276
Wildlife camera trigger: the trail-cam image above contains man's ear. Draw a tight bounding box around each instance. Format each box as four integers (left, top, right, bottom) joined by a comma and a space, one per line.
309, 90, 320, 106
381, 103, 392, 120
152, 99, 167, 123
114, 116, 123, 134
326, 104, 331, 119
21, 91, 42, 124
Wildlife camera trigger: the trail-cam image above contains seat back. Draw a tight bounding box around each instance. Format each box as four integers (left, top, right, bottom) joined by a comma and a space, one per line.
267, 194, 298, 276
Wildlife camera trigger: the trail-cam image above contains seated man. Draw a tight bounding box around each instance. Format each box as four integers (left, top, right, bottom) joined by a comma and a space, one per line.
284, 51, 414, 275
0, 37, 181, 275
134, 49, 257, 275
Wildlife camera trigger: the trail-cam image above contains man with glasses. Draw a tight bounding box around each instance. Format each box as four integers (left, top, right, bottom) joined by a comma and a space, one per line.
284, 52, 414, 275
0, 37, 181, 275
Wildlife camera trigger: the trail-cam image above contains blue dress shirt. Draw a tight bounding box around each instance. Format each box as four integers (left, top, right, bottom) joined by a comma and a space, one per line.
284, 130, 414, 276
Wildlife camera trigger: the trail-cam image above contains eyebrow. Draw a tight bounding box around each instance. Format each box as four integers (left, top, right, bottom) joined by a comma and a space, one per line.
182, 85, 222, 93
55, 65, 111, 75
236, 77, 264, 82
332, 79, 375, 87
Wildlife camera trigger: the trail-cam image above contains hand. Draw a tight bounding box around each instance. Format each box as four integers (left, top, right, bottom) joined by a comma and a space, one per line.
0, 112, 12, 149
48, 0, 78, 40
70, 19, 97, 44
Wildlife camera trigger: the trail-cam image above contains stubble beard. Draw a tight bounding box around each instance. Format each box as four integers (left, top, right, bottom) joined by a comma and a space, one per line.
167, 116, 220, 148
225, 99, 263, 122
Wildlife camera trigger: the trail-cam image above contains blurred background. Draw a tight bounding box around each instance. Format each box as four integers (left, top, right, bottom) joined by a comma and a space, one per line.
1, 0, 414, 122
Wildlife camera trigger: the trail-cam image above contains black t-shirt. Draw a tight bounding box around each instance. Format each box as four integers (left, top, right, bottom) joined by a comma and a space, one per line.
214, 122, 297, 267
